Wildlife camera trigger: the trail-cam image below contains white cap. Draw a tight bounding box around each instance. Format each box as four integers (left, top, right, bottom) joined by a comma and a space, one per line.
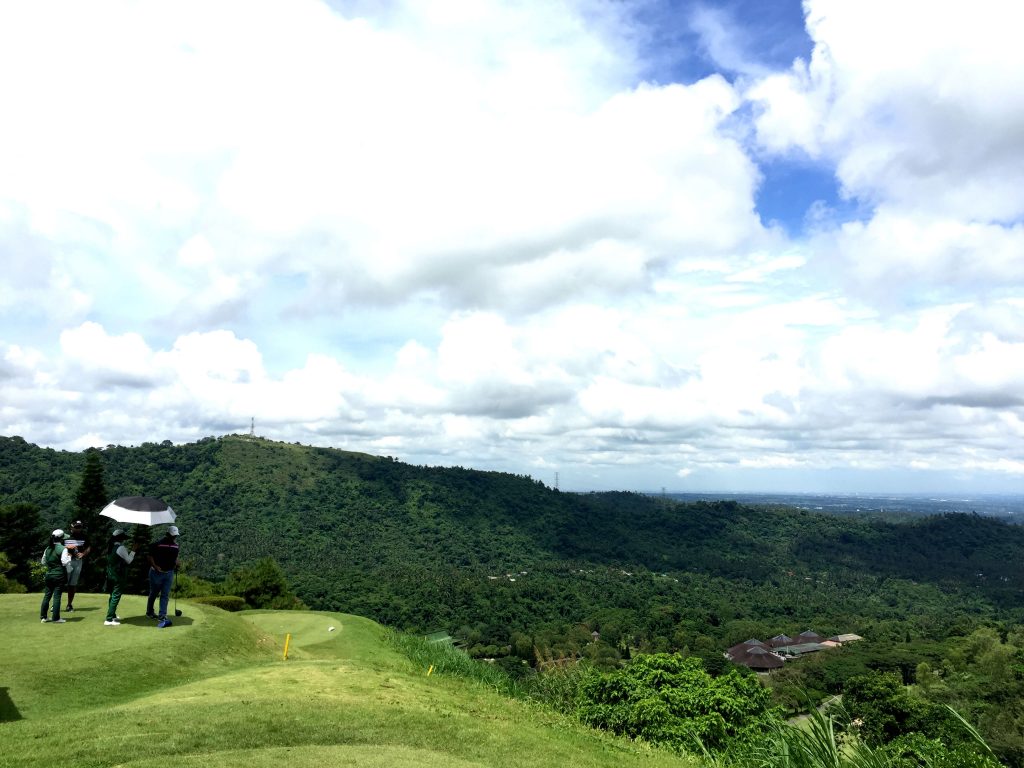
168, 525, 179, 536
52, 529, 65, 538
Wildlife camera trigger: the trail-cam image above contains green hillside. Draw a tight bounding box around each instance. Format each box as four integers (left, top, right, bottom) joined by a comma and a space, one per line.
0, 593, 696, 768
3, 434, 1024, 657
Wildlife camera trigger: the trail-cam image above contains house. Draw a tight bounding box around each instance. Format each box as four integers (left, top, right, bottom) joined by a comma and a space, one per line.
828, 633, 864, 644
725, 639, 785, 671
727, 638, 768, 658
725, 629, 864, 669
774, 642, 827, 658
731, 645, 785, 671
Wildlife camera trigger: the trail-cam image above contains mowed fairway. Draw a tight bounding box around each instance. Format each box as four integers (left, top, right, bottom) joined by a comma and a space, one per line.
0, 595, 697, 768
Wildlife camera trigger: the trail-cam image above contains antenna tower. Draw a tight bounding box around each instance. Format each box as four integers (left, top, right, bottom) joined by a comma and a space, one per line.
249, 417, 255, 438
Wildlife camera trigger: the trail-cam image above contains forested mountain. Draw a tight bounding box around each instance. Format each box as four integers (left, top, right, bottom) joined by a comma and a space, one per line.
2, 433, 1023, 657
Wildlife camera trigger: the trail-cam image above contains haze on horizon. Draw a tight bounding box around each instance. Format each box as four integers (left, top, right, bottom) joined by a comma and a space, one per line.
1, 0, 1022, 495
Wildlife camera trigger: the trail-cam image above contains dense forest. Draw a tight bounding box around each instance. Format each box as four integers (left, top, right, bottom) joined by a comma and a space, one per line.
3, 434, 1024, 764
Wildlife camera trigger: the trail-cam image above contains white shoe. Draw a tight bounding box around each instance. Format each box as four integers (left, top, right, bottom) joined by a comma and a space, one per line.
40, 618, 48, 623
51, 618, 67, 624
104, 619, 121, 626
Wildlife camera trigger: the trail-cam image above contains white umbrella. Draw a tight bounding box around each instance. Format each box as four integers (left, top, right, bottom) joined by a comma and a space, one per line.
100, 496, 176, 526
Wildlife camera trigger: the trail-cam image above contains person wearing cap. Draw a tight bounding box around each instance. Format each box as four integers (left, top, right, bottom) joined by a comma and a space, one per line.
63, 520, 91, 612
146, 525, 180, 622
104, 529, 138, 626
40, 530, 72, 623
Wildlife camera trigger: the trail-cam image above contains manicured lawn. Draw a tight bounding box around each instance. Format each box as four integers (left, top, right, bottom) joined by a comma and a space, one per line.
0, 594, 698, 768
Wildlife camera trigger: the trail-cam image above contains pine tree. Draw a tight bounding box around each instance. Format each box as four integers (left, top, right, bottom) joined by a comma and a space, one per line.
72, 448, 111, 591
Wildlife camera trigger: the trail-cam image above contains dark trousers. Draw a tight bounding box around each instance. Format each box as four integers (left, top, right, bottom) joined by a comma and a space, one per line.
40, 574, 65, 620
106, 578, 125, 621
147, 569, 174, 618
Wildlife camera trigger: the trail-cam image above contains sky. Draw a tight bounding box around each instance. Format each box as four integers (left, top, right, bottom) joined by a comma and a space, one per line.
1, 0, 1023, 494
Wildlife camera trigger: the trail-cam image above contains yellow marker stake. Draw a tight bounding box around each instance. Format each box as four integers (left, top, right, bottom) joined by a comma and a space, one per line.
427, 665, 434, 676
283, 633, 291, 661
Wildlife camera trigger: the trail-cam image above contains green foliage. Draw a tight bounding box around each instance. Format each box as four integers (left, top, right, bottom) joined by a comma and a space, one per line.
843, 671, 942, 746
3, 434, 1024, 760
576, 654, 780, 755
752, 703, 888, 768
0, 502, 41, 587
190, 595, 247, 611
72, 449, 112, 591
219, 556, 306, 610
0, 552, 26, 593
879, 732, 1002, 768
752, 702, 1003, 768
913, 628, 1024, 767
173, 570, 217, 598
385, 628, 518, 695
521, 657, 597, 714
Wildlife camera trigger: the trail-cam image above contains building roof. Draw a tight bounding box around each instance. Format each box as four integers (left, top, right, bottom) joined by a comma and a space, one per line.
768, 634, 795, 648
797, 630, 825, 642
827, 633, 864, 643
774, 642, 827, 656
731, 645, 785, 670
726, 639, 767, 658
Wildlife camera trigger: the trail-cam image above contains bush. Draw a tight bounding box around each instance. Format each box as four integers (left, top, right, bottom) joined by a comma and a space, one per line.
219, 557, 306, 610
0, 552, 26, 594
575, 653, 780, 756
190, 595, 247, 612
172, 571, 216, 598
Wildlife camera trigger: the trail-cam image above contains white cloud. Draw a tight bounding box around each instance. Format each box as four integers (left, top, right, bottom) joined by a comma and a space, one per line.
750, 0, 1024, 221
0, 1, 1021, 492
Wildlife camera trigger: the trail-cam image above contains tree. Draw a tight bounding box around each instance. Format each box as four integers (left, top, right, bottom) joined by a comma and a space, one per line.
0, 502, 42, 588
220, 557, 305, 609
576, 653, 779, 756
843, 671, 960, 747
72, 449, 111, 590
0, 552, 27, 593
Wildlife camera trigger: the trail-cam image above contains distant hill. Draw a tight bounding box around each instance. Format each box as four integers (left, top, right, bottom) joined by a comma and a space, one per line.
2, 434, 1023, 652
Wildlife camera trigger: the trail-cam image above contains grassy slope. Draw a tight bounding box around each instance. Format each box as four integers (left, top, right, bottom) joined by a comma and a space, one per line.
0, 594, 697, 768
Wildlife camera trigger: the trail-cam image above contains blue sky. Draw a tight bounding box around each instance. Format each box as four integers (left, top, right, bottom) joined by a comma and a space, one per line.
1, 0, 1022, 493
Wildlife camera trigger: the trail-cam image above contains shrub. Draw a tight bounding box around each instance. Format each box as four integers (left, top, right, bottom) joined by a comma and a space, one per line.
191, 595, 247, 612
575, 653, 780, 756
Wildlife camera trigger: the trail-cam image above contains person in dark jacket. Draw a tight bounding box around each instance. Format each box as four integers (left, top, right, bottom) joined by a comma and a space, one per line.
63, 520, 91, 612
146, 525, 180, 621
40, 529, 71, 623
104, 530, 138, 626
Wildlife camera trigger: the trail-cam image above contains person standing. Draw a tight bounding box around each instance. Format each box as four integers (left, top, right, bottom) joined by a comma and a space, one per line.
104, 530, 137, 626
40, 530, 71, 623
63, 520, 91, 612
146, 525, 180, 621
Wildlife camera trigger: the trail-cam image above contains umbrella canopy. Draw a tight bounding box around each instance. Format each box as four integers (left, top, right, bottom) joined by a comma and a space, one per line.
100, 496, 176, 526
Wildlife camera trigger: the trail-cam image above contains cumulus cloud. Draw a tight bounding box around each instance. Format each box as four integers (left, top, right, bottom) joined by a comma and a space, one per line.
0, 0, 1021, 492
750, 0, 1024, 221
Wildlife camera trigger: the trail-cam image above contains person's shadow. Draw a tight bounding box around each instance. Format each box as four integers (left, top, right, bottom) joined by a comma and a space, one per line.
117, 615, 194, 627
0, 688, 22, 722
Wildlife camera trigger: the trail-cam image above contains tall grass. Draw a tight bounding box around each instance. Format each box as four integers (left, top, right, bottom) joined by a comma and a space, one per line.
519, 658, 595, 714
384, 629, 520, 695
749, 705, 887, 768
747, 703, 1004, 768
